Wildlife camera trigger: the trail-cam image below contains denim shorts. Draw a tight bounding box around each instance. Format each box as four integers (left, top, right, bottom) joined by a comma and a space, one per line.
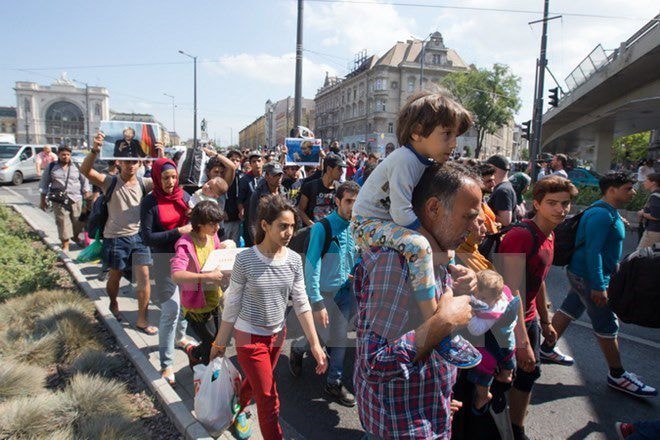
101, 234, 152, 271
559, 270, 619, 338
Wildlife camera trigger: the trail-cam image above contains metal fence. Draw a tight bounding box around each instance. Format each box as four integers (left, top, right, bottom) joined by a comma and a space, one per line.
564, 44, 609, 91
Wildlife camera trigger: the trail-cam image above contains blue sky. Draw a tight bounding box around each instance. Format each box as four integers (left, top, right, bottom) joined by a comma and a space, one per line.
1, 0, 657, 145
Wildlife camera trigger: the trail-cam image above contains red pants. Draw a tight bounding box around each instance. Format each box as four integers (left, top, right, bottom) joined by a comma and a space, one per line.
234, 328, 286, 440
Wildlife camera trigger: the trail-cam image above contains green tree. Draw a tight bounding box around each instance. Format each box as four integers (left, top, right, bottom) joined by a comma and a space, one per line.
611, 131, 650, 164
441, 64, 521, 158
520, 147, 530, 160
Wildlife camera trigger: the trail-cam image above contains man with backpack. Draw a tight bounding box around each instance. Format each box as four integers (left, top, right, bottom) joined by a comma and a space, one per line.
498, 176, 578, 440
540, 171, 657, 398
39, 145, 91, 252
80, 133, 157, 335
289, 181, 360, 407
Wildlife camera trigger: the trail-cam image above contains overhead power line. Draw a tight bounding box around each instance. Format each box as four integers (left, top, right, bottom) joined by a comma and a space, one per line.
299, 0, 646, 21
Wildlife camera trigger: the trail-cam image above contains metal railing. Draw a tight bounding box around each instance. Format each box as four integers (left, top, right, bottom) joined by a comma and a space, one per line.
563, 13, 659, 93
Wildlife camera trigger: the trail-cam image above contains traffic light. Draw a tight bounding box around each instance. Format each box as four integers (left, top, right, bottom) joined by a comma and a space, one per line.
521, 120, 531, 141
548, 87, 559, 108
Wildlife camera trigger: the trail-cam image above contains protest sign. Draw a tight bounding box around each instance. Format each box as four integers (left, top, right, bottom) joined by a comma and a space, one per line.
284, 137, 322, 166
99, 121, 162, 160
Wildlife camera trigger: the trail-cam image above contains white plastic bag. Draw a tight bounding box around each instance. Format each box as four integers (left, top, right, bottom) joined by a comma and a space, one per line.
194, 357, 242, 436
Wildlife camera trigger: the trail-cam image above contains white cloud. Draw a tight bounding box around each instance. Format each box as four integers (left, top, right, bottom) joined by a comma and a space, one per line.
204, 53, 336, 90
306, 0, 417, 54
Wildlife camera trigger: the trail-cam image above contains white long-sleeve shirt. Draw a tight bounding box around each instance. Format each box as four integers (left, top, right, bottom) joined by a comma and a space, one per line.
352, 146, 433, 230
222, 246, 311, 335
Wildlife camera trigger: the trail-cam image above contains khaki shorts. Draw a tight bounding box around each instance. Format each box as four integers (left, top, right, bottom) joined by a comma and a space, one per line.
638, 230, 660, 250
53, 199, 83, 242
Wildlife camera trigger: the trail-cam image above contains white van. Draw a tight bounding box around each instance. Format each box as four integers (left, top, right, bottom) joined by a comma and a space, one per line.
0, 144, 39, 185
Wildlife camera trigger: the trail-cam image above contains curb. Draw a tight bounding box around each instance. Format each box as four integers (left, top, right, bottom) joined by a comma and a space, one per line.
9, 203, 218, 440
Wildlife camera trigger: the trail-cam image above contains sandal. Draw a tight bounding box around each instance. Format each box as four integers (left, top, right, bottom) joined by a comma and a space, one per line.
161, 368, 176, 386
135, 324, 159, 335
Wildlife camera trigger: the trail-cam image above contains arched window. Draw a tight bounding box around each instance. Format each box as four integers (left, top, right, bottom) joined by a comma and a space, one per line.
45, 101, 84, 145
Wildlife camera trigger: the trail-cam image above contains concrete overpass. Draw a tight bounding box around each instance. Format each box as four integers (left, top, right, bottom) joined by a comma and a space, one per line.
541, 14, 660, 172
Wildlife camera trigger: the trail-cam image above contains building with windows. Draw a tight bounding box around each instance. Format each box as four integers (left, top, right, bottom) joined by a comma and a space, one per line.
240, 97, 315, 149
14, 74, 109, 146
314, 32, 469, 153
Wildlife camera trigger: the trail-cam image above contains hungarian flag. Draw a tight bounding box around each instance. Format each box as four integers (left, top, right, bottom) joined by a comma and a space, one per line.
140, 124, 157, 157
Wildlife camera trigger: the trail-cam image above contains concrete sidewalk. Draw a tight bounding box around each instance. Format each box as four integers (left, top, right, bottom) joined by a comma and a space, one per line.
0, 189, 302, 440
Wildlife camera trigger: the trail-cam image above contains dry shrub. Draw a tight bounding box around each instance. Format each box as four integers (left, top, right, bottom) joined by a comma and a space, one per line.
0, 289, 88, 336
0, 360, 45, 402
75, 415, 145, 440
11, 332, 61, 366
64, 374, 138, 420
70, 350, 123, 378
33, 301, 96, 338
0, 393, 75, 439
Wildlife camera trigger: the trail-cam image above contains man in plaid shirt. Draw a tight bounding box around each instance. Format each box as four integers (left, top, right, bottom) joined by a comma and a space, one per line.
353, 163, 482, 439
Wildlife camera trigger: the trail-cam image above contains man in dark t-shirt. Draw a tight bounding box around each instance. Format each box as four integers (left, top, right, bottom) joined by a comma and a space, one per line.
297, 154, 345, 225
486, 154, 516, 226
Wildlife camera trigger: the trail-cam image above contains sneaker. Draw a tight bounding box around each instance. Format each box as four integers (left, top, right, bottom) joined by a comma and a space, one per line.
324, 383, 356, 407
614, 422, 635, 440
539, 346, 575, 366
232, 411, 252, 439
607, 371, 658, 397
437, 335, 482, 369
289, 348, 303, 377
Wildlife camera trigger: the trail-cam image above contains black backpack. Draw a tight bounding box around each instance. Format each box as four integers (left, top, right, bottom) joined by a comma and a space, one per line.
288, 217, 335, 262
479, 221, 539, 263
608, 243, 660, 328
552, 205, 615, 266
87, 176, 146, 239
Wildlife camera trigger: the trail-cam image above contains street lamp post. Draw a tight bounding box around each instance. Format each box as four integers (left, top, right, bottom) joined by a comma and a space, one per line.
163, 93, 176, 133
178, 50, 198, 151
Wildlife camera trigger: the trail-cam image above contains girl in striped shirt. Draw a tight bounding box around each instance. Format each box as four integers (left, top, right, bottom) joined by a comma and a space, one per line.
210, 194, 327, 440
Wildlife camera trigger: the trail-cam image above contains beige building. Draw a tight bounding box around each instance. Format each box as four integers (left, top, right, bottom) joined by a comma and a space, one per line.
239, 115, 266, 149
240, 97, 315, 149
314, 32, 470, 153
15, 74, 110, 146
457, 121, 517, 160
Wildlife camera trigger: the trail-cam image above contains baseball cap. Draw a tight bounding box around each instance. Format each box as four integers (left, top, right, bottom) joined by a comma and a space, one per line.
247, 150, 261, 161
263, 162, 284, 176
485, 154, 511, 171
325, 153, 347, 168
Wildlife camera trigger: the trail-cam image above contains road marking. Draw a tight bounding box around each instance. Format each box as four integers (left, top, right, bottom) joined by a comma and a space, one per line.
572, 319, 660, 349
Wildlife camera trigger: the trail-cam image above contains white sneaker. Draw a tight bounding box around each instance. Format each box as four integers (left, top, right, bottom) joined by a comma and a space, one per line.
539, 346, 575, 366
607, 371, 657, 397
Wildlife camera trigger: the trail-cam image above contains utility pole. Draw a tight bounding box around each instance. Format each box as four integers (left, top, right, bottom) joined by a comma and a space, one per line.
178, 50, 198, 151
293, 0, 303, 131
529, 0, 560, 182
163, 93, 176, 133
85, 84, 90, 147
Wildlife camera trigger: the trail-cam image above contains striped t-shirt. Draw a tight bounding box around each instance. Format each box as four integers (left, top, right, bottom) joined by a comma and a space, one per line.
223, 246, 311, 335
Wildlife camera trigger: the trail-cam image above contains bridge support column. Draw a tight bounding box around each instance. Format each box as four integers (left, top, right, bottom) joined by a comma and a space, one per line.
594, 129, 613, 173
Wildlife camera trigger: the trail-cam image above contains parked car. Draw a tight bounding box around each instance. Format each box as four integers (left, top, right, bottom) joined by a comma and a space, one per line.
567, 167, 601, 187
0, 144, 39, 185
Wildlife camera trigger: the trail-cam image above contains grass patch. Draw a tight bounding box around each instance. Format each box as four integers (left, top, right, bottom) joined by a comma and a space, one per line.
0, 205, 61, 301
70, 350, 123, 378
64, 374, 139, 420
0, 393, 75, 439
0, 360, 46, 403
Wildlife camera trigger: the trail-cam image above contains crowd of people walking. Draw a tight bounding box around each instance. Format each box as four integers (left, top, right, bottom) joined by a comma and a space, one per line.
35, 89, 659, 440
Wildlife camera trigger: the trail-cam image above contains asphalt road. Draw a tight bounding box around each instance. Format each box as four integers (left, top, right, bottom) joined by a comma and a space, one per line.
4, 180, 658, 440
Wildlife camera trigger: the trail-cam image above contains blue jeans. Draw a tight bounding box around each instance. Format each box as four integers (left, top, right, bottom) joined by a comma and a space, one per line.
630, 420, 660, 440
293, 289, 353, 385
559, 270, 619, 338
151, 253, 187, 369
